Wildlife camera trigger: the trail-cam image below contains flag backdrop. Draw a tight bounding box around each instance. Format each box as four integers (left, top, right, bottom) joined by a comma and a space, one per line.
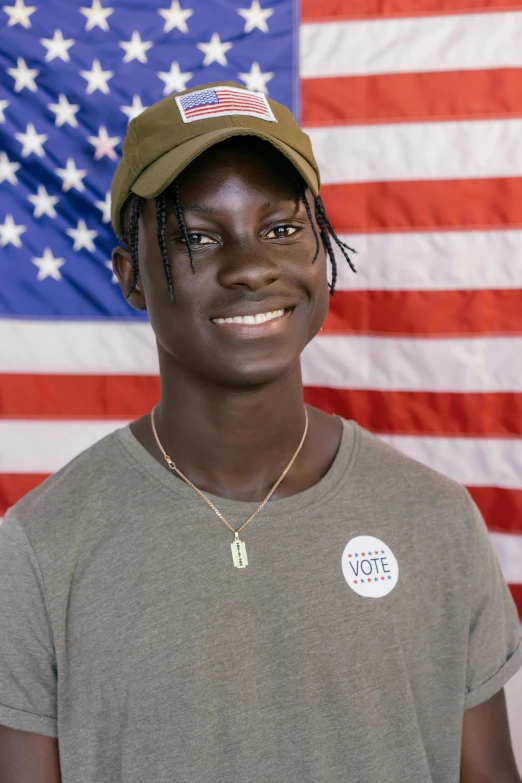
1, 0, 521, 630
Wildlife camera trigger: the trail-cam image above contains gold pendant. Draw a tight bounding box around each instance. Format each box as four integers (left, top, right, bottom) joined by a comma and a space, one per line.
231, 533, 248, 568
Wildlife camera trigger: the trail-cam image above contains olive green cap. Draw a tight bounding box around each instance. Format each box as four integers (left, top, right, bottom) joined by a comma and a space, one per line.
110, 81, 321, 240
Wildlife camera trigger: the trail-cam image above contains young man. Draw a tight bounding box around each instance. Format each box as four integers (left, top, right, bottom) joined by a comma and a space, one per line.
0, 82, 521, 782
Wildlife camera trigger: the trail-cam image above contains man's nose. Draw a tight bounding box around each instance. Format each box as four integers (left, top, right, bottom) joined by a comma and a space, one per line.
216, 238, 282, 290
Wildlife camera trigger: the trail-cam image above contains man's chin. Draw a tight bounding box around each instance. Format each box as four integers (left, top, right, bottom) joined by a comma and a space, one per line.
198, 352, 302, 390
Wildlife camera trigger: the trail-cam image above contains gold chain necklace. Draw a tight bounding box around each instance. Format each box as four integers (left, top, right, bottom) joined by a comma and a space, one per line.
150, 406, 309, 568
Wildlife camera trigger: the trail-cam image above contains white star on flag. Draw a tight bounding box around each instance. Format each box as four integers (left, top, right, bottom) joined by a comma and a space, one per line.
237, 1, 274, 33
47, 93, 80, 128
197, 33, 233, 67
87, 126, 120, 160
120, 95, 148, 123
56, 158, 88, 192
2, 0, 36, 28
7, 57, 39, 93
119, 31, 153, 64
0, 152, 20, 185
32, 248, 65, 281
158, 0, 193, 33
105, 260, 118, 283
95, 192, 111, 223
79, 0, 113, 31
158, 62, 192, 96
80, 59, 114, 95
40, 29, 75, 62
15, 122, 48, 158
0, 214, 27, 247
66, 219, 98, 252
238, 61, 274, 94
0, 99, 8, 122
28, 185, 59, 218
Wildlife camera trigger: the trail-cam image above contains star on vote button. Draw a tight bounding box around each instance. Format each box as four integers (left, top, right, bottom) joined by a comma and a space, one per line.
341, 535, 399, 598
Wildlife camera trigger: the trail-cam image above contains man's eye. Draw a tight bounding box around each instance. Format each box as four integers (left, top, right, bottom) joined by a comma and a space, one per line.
183, 233, 215, 245
266, 225, 298, 239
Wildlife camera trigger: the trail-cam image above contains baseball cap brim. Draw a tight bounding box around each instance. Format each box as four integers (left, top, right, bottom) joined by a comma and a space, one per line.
130, 126, 320, 202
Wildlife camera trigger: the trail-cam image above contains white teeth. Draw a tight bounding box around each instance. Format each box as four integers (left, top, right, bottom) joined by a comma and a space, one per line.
213, 309, 286, 325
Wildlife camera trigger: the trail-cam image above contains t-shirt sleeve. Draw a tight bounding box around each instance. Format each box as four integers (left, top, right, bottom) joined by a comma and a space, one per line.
0, 515, 58, 736
463, 492, 522, 710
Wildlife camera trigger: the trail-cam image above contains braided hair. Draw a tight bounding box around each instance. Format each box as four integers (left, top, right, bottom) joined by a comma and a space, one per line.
122, 160, 356, 301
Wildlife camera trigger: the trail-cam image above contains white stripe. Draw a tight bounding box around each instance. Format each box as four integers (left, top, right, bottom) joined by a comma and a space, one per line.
377, 434, 522, 489
308, 118, 522, 184
0, 420, 124, 473
489, 532, 522, 584
300, 11, 522, 78
0, 319, 159, 374
2, 420, 522, 490
332, 230, 522, 291
2, 322, 522, 393
301, 335, 522, 392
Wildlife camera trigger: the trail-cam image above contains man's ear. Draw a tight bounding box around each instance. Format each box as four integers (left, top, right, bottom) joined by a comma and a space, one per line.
111, 246, 147, 311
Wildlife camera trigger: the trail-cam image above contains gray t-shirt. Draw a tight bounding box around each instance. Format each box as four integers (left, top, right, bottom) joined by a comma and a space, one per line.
0, 418, 521, 783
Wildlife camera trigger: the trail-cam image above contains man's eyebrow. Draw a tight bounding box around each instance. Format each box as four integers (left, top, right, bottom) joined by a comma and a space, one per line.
260, 198, 298, 210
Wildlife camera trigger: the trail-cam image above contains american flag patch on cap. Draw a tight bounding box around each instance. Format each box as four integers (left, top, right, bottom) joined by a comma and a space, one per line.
175, 86, 277, 124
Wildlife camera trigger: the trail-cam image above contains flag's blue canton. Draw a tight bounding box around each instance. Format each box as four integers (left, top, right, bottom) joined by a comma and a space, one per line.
0, 0, 297, 319
180, 89, 220, 109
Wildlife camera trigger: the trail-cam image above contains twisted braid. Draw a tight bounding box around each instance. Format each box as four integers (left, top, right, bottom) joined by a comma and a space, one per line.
290, 168, 357, 294
315, 195, 357, 276
125, 195, 144, 299
155, 193, 174, 303
315, 204, 338, 294
290, 171, 320, 263
173, 179, 195, 274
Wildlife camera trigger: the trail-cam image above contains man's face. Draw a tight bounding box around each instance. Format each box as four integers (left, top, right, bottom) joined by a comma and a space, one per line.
118, 139, 330, 388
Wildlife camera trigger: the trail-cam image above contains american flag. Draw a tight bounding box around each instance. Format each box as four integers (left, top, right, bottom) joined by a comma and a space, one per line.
1, 0, 521, 625
176, 85, 276, 121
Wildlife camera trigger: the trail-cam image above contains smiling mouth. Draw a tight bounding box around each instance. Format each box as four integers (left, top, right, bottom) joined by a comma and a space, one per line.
211, 308, 293, 325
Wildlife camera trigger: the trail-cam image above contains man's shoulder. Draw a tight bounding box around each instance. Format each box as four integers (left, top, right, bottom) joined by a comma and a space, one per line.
350, 420, 470, 516
4, 425, 129, 544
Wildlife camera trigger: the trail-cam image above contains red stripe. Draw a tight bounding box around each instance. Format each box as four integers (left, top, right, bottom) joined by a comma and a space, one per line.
324, 289, 522, 336
302, 388, 522, 437
0, 374, 159, 419
302, 69, 522, 127
0, 474, 49, 516
508, 584, 522, 620
301, 0, 522, 21
3, 378, 522, 437
186, 108, 270, 119
320, 178, 522, 233
217, 93, 266, 105
468, 487, 522, 536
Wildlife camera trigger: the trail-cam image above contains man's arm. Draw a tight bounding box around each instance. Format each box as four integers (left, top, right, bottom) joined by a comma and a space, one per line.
460, 688, 521, 783
0, 724, 61, 783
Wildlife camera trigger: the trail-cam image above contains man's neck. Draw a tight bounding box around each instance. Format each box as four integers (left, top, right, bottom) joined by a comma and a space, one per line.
159, 358, 309, 494
129, 353, 342, 503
